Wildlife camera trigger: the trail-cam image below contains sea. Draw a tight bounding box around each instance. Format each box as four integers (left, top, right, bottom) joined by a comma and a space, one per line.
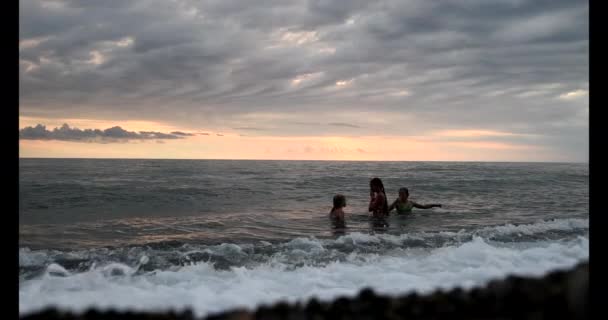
19, 159, 589, 317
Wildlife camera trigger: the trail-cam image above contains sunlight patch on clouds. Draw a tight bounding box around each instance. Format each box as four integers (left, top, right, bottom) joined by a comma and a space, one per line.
266, 29, 319, 49
20, 60, 39, 73
87, 50, 105, 65
389, 90, 410, 97
19, 37, 51, 51
516, 90, 546, 98
558, 89, 588, 100
76, 37, 135, 67
113, 37, 134, 48
483, 89, 509, 97
39, 56, 53, 65
280, 30, 319, 45
515, 83, 566, 98
336, 79, 354, 87
290, 72, 324, 86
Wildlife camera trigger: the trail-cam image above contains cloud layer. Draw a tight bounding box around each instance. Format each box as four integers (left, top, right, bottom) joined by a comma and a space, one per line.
20, 123, 192, 143
19, 0, 588, 160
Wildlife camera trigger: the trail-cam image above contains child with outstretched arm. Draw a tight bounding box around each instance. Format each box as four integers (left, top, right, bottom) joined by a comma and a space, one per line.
388, 187, 442, 214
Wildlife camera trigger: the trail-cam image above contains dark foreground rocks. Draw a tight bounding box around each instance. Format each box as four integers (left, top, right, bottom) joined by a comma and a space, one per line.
22, 261, 588, 320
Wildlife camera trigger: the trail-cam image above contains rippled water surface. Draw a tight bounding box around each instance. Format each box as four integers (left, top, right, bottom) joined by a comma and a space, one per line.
19, 159, 589, 317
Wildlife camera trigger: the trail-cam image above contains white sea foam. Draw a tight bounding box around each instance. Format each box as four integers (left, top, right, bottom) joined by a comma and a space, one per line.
330, 217, 588, 247
19, 247, 50, 267
19, 234, 588, 318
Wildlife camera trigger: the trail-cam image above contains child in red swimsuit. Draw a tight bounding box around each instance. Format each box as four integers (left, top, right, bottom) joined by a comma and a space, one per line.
368, 177, 389, 218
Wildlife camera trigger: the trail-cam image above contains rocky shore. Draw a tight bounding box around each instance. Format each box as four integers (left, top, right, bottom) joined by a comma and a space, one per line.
21, 261, 588, 320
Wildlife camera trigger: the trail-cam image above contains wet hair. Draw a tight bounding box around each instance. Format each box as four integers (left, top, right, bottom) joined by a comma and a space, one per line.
332, 194, 346, 212
399, 187, 409, 195
370, 177, 389, 214
370, 177, 384, 192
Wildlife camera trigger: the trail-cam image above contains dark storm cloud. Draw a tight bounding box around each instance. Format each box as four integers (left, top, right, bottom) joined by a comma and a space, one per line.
170, 131, 194, 136
19, 0, 588, 160
20, 123, 191, 142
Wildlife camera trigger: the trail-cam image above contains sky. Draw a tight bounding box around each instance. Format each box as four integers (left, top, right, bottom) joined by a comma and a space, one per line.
19, 0, 588, 162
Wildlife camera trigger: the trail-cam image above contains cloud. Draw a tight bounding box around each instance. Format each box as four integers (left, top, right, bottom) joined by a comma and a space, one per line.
233, 127, 267, 131
289, 121, 321, 126
19, 123, 192, 143
328, 122, 361, 128
432, 129, 523, 138
170, 131, 195, 136
18, 0, 588, 161
19, 1, 587, 117
558, 89, 588, 100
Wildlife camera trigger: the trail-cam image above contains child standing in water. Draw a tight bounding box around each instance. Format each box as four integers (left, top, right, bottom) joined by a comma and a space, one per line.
388, 187, 442, 214
369, 177, 389, 218
329, 194, 347, 227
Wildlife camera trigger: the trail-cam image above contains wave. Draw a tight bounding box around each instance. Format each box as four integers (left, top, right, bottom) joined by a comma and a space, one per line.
19, 218, 588, 317
19, 218, 588, 276
19, 235, 588, 317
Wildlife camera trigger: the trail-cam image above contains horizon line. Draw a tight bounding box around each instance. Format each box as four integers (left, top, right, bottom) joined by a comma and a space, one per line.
18, 156, 588, 164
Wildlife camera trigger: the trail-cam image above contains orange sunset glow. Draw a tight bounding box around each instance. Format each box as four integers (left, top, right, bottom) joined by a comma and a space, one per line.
19, 117, 566, 162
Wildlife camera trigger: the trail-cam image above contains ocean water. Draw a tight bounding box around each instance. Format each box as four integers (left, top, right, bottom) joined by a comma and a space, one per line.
19, 159, 589, 317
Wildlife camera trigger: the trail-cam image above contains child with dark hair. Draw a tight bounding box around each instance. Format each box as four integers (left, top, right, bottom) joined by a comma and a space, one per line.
330, 194, 347, 227
388, 187, 442, 214
369, 177, 389, 218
